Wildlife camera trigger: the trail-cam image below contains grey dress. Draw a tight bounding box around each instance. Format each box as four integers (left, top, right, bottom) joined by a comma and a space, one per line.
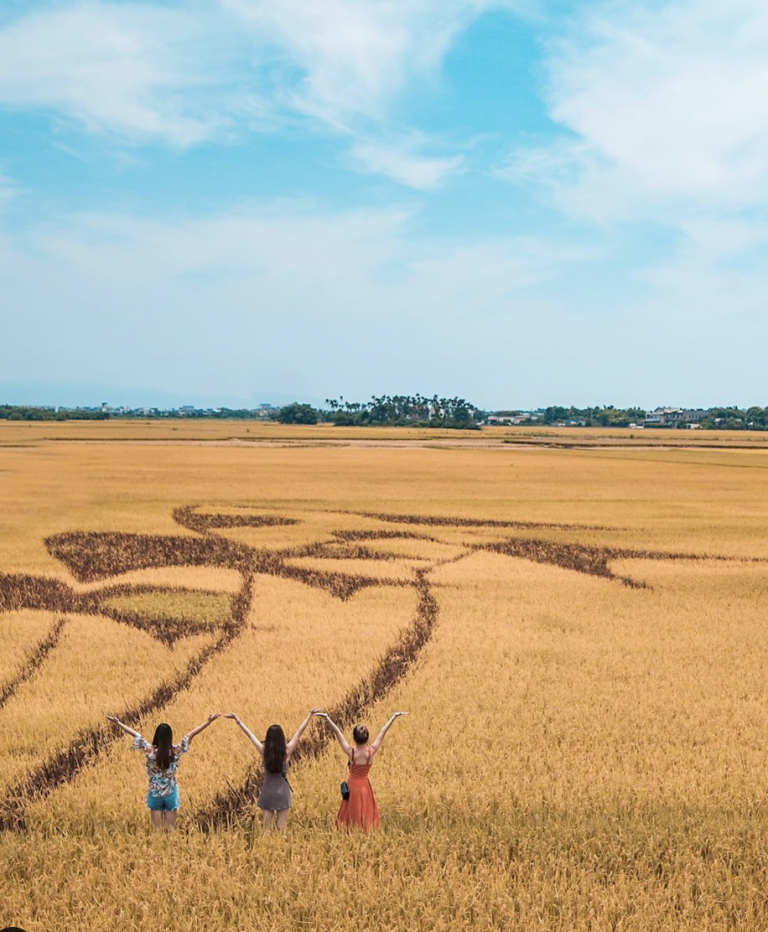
257, 759, 292, 810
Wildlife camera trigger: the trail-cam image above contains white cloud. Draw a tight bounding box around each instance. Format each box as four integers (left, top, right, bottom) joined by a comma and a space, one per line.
504, 0, 768, 221
0, 0, 525, 182
0, 1, 239, 146
217, 0, 526, 185
349, 135, 464, 189
219, 0, 512, 127
495, 0, 768, 354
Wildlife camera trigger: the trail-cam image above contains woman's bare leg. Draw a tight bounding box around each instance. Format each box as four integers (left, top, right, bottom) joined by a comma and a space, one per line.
262, 810, 275, 832
164, 811, 178, 832
150, 810, 164, 830
275, 809, 289, 832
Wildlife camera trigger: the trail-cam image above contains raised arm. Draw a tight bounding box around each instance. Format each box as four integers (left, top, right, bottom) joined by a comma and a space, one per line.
370, 712, 408, 754
319, 714, 353, 759
106, 715, 141, 739
286, 708, 324, 756
184, 712, 220, 744
225, 713, 264, 754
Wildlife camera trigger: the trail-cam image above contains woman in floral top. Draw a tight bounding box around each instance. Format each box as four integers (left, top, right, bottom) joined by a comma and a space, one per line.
107, 713, 220, 831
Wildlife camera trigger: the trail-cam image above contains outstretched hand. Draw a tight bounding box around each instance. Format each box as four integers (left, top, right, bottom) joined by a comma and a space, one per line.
393, 712, 409, 718
106, 715, 121, 725
224, 712, 241, 722
207, 713, 221, 724
310, 708, 326, 716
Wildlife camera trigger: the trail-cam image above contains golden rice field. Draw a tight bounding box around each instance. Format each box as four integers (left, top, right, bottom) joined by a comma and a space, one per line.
3, 421, 768, 931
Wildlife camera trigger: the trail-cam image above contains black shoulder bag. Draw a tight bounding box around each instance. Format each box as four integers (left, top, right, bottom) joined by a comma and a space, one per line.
340, 750, 351, 800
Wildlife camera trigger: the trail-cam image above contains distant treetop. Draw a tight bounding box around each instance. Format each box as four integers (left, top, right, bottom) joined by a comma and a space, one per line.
323, 394, 480, 429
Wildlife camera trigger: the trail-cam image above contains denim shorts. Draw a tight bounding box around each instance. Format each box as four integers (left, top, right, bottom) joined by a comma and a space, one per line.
147, 788, 180, 811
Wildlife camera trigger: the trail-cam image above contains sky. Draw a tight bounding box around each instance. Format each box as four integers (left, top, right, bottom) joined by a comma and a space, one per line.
1, 0, 767, 409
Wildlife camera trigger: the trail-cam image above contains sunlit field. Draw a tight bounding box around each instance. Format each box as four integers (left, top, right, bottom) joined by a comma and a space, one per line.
3, 421, 768, 931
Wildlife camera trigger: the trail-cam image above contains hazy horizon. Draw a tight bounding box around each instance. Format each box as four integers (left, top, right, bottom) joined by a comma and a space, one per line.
0, 378, 757, 413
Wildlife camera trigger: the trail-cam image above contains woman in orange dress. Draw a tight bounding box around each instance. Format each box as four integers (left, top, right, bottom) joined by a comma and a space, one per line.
321, 712, 408, 831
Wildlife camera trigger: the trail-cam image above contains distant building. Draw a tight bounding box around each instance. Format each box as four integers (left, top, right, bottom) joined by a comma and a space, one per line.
485, 415, 522, 425
645, 407, 710, 427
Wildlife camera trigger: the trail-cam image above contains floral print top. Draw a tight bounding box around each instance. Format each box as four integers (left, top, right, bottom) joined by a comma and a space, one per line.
132, 734, 190, 797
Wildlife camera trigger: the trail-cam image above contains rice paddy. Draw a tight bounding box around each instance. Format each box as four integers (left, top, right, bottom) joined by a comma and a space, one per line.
2, 422, 768, 931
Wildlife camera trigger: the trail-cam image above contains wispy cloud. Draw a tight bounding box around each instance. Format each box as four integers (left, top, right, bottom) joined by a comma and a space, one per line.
502, 0, 768, 222
0, 1, 243, 146
494, 0, 768, 355
349, 134, 464, 190
220, 0, 508, 127
0, 0, 527, 182
219, 0, 524, 184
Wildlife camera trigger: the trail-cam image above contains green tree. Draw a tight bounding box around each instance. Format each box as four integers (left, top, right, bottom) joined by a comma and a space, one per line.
277, 402, 320, 425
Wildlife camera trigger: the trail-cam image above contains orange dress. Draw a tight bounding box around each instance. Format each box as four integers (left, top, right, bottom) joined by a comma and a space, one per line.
336, 747, 380, 832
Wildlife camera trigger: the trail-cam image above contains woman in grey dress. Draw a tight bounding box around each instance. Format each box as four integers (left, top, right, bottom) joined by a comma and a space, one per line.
225, 709, 323, 831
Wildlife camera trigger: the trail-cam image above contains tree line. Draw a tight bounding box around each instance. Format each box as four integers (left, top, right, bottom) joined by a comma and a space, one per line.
0, 406, 276, 421
700, 407, 768, 430
0, 405, 110, 421
541, 405, 768, 429
321, 394, 478, 428
541, 406, 647, 427
276, 395, 479, 428
5, 401, 768, 430
264, 395, 478, 428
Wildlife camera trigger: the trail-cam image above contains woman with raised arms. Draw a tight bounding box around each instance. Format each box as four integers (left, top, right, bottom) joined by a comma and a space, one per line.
107, 712, 220, 831
225, 709, 324, 831
320, 711, 408, 832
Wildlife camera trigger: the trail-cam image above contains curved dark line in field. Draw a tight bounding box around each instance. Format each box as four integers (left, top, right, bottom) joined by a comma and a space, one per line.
45, 531, 253, 583
331, 530, 441, 543
275, 561, 394, 599
0, 506, 438, 831
95, 584, 233, 645
0, 575, 254, 833
481, 537, 752, 588
0, 572, 82, 613
195, 571, 439, 830
0, 617, 67, 712
45, 530, 390, 602
0, 572, 235, 646
342, 510, 617, 532
173, 505, 299, 535
5, 502, 764, 833
278, 540, 425, 564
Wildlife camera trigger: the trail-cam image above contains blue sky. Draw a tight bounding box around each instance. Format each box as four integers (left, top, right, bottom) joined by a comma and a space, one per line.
1, 0, 767, 408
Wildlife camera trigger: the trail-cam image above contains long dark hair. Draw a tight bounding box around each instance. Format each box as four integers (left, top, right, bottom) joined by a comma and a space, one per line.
264, 724, 287, 774
152, 723, 174, 771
